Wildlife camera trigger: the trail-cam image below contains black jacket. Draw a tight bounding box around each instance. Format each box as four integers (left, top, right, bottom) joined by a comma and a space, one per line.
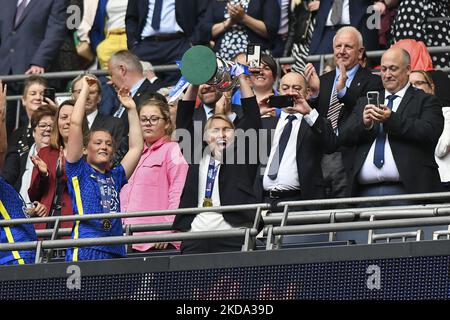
173, 96, 262, 231
339, 86, 444, 195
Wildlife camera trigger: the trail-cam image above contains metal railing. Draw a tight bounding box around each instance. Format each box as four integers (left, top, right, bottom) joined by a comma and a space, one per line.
4, 45, 450, 102
1, 192, 450, 263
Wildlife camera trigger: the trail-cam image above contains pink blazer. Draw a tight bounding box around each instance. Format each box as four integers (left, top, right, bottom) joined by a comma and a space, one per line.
120, 138, 188, 251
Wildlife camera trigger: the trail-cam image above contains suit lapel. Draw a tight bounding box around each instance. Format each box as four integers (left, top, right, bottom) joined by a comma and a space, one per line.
320, 71, 336, 114
394, 86, 414, 116
296, 118, 309, 152
349, 67, 364, 92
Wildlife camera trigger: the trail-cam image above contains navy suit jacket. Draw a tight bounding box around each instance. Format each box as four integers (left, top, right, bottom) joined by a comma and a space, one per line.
309, 0, 379, 54
339, 86, 444, 195
0, 0, 68, 75
125, 0, 209, 49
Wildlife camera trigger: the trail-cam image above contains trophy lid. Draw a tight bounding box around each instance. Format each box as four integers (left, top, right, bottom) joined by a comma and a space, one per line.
181, 46, 217, 85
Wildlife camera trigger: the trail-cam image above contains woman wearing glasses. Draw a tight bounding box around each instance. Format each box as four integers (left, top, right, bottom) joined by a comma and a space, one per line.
410, 70, 450, 192
28, 100, 88, 233
120, 99, 188, 252
2, 104, 56, 218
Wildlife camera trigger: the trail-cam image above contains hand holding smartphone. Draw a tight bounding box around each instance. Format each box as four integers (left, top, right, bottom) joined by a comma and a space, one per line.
366, 91, 379, 108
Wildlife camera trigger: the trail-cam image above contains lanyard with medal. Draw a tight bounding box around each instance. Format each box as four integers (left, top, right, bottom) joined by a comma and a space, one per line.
203, 156, 220, 208
92, 173, 116, 231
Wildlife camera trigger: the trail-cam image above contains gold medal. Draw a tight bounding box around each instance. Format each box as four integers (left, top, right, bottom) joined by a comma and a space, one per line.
102, 219, 112, 231
202, 198, 213, 207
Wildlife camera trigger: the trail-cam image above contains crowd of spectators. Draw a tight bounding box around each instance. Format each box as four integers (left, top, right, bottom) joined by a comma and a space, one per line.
1, 0, 450, 263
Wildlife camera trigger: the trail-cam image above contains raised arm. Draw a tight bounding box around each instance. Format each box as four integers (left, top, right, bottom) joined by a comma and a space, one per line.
117, 87, 144, 179
66, 76, 92, 163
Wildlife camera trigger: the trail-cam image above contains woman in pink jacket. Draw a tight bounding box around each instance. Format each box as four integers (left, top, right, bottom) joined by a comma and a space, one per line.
120, 99, 188, 251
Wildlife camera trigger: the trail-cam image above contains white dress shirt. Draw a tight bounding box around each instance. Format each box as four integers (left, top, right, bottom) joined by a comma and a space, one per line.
326, 0, 350, 26
263, 110, 319, 191
20, 143, 37, 205
105, 0, 127, 30
190, 154, 233, 232
141, 0, 183, 38
86, 109, 99, 129
358, 83, 411, 184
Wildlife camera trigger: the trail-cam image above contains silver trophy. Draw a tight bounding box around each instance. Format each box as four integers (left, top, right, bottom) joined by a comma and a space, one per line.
181, 46, 245, 92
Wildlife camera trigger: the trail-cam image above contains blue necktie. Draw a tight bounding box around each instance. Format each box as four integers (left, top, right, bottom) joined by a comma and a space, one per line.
268, 115, 297, 180
151, 0, 163, 31
373, 94, 398, 169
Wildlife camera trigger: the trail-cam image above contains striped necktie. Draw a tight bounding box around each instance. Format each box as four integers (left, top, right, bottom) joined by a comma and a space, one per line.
327, 89, 343, 131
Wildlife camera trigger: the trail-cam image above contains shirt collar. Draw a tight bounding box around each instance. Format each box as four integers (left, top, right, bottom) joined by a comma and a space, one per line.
131, 78, 146, 97
144, 136, 168, 153
385, 82, 411, 100
203, 104, 214, 117
280, 110, 302, 121
86, 109, 99, 128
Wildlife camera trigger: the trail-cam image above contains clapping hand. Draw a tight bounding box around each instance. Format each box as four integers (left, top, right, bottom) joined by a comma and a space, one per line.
305, 63, 320, 97
30, 154, 49, 177
335, 63, 348, 93
117, 86, 137, 110
227, 3, 245, 23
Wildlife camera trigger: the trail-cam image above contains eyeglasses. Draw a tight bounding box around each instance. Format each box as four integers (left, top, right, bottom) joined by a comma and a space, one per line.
140, 116, 165, 126
410, 80, 430, 87
37, 122, 53, 130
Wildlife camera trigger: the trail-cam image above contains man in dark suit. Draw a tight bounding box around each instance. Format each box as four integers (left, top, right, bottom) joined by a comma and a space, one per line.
256, 72, 337, 211
173, 74, 261, 254
107, 50, 163, 122
191, 84, 243, 126
125, 0, 209, 86
0, 0, 68, 136
309, 0, 380, 59
305, 26, 383, 199
339, 47, 444, 198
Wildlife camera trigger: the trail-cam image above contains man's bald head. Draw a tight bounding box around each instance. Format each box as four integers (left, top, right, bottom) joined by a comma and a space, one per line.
279, 72, 308, 97
380, 47, 412, 94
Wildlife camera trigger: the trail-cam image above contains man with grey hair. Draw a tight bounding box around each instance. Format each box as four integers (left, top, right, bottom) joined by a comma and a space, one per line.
304, 26, 382, 199
108, 50, 163, 120
339, 47, 444, 198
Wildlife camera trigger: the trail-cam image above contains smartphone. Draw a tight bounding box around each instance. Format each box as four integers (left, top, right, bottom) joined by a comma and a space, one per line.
268, 95, 294, 108
43, 88, 56, 102
246, 43, 261, 69
367, 91, 379, 108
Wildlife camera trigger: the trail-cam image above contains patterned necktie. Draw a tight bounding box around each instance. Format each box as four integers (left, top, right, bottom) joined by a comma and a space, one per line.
151, 0, 163, 31
268, 115, 297, 180
15, 0, 28, 28
373, 94, 399, 169
330, 0, 343, 25
327, 89, 343, 131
